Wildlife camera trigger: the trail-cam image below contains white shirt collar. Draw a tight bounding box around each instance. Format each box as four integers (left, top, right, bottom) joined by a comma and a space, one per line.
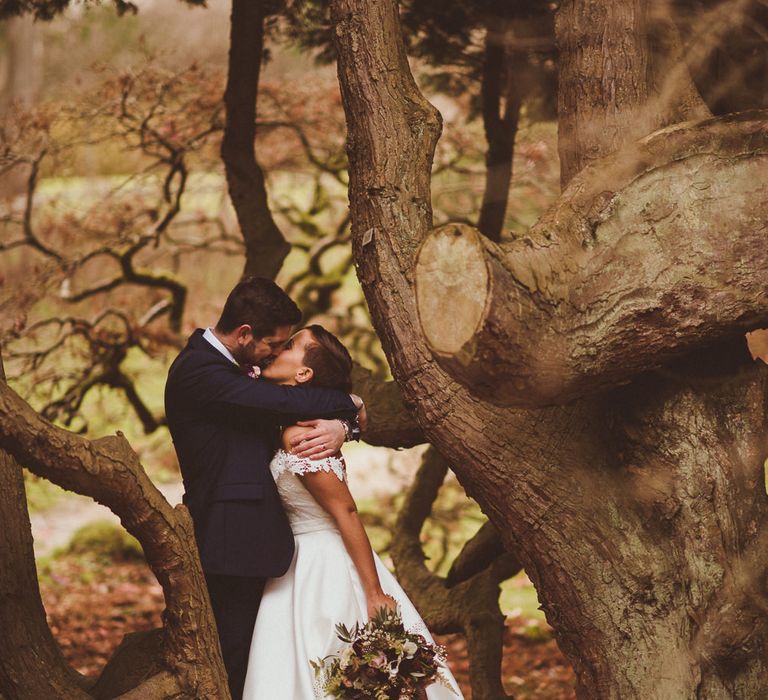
203, 327, 238, 365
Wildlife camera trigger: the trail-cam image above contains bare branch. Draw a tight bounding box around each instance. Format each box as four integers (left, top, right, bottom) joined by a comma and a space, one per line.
446, 520, 519, 587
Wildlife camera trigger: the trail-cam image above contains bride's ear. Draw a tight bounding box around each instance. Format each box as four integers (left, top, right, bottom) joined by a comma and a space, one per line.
295, 366, 314, 384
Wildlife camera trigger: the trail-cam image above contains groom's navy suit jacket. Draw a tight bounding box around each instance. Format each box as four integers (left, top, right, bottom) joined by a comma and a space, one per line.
165, 329, 356, 578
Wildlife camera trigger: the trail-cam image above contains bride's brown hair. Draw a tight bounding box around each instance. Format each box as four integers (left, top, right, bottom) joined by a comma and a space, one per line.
302, 324, 353, 392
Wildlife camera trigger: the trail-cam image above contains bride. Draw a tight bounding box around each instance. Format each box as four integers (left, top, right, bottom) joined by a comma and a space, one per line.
242, 325, 463, 699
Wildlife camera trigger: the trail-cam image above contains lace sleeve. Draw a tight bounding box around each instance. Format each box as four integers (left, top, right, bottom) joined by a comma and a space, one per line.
271, 450, 346, 482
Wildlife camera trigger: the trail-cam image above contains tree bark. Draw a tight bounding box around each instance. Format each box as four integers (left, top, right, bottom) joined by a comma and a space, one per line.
330, 0, 768, 697
0, 380, 230, 699
0, 453, 92, 698
222, 0, 290, 280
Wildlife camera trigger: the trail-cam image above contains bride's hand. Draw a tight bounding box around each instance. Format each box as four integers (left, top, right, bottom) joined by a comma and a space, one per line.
367, 592, 397, 619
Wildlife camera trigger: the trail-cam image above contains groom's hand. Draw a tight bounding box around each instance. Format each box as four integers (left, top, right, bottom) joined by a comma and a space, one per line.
290, 419, 345, 460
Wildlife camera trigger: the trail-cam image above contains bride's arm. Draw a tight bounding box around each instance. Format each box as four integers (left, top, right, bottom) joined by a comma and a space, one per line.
281, 426, 396, 619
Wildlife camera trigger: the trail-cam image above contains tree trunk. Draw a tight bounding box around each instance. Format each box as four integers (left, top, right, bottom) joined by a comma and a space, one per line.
330, 0, 768, 696
222, 0, 290, 280
0, 16, 42, 110
0, 17, 42, 202
555, 0, 710, 186
0, 451, 91, 698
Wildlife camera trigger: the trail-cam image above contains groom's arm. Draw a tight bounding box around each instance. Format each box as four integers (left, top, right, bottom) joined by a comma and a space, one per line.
176, 356, 357, 424
289, 395, 365, 459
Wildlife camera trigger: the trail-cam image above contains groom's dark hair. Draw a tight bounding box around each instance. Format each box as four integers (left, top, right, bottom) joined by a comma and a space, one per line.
303, 325, 353, 392
216, 277, 301, 338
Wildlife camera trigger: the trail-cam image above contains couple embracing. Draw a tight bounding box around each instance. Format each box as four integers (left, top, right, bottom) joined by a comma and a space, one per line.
165, 277, 462, 699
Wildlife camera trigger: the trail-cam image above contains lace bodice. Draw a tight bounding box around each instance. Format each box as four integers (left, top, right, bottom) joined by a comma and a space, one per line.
269, 450, 347, 535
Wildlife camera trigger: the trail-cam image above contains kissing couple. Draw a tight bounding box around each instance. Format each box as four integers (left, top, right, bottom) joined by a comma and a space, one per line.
165, 277, 462, 699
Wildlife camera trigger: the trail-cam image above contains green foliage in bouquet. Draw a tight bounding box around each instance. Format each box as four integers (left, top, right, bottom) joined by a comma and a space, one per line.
311, 607, 454, 699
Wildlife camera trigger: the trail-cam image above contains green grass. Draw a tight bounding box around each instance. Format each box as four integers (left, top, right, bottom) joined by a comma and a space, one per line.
65, 520, 144, 562
501, 573, 546, 621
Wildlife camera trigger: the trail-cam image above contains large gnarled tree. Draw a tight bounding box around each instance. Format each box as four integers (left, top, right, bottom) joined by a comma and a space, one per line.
330, 0, 768, 697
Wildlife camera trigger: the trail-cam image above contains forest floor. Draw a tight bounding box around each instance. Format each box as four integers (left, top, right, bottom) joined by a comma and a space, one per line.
38, 551, 575, 699
30, 442, 576, 698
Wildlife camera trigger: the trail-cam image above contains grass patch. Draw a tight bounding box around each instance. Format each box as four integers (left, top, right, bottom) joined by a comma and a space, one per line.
65, 520, 144, 563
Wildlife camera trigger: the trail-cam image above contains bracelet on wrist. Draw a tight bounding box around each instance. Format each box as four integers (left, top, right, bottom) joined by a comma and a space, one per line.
339, 418, 361, 442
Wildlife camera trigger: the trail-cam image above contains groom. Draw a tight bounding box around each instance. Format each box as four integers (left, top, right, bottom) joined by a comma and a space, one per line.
165, 277, 362, 699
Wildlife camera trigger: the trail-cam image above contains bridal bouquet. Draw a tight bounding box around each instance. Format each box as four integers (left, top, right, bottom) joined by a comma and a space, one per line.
311, 607, 453, 699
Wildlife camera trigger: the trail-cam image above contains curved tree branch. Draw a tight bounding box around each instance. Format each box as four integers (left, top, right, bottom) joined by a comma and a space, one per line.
0, 381, 230, 699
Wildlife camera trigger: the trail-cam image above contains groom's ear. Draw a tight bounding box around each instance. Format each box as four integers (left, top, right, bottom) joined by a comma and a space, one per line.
295, 366, 314, 384
235, 324, 253, 343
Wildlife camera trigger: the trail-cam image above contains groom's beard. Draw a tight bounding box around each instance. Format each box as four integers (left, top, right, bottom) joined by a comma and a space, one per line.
257, 356, 275, 370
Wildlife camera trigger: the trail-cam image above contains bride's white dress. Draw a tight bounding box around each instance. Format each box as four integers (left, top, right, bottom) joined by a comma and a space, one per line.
242, 449, 463, 699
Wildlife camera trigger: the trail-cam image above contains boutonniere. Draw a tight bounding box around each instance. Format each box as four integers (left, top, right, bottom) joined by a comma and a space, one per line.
241, 365, 260, 379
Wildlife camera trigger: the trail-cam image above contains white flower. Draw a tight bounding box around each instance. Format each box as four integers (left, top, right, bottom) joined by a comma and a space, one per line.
403, 641, 418, 657
339, 646, 354, 668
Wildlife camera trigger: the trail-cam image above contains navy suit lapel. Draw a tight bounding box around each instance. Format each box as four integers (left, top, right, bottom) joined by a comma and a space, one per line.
187, 329, 239, 368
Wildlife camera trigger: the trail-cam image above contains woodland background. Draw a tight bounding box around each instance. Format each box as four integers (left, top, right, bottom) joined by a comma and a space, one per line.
1, 0, 767, 699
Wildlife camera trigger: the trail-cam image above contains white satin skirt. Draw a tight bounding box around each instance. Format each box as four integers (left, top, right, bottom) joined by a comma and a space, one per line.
242, 527, 463, 699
